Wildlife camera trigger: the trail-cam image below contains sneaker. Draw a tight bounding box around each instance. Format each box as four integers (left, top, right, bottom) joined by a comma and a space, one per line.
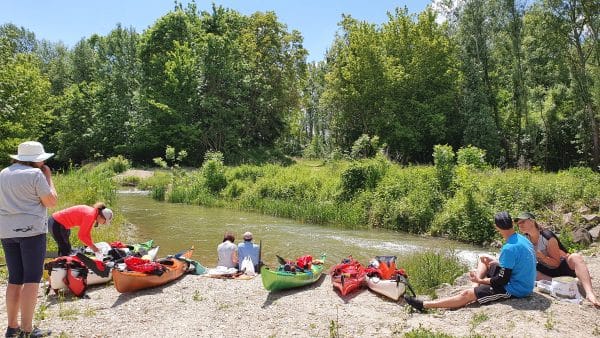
403, 295, 425, 312
18, 328, 51, 338
5, 327, 21, 338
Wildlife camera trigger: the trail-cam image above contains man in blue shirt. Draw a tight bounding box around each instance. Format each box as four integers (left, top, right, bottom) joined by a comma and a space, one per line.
404, 211, 536, 311
238, 232, 261, 272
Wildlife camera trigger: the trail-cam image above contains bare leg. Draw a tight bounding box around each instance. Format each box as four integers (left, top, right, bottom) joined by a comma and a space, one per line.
6, 283, 22, 329
19, 283, 40, 332
567, 254, 600, 307
423, 289, 477, 309
472, 259, 497, 287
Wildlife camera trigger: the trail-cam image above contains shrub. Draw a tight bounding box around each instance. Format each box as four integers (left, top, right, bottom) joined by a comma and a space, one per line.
105, 155, 131, 173
350, 134, 381, 159
399, 250, 467, 297
201, 151, 227, 194
338, 159, 387, 201
433, 144, 455, 194
457, 145, 488, 170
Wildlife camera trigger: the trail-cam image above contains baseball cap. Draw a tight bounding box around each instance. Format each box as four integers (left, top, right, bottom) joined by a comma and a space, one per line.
243, 232, 253, 240
101, 208, 113, 224
514, 211, 535, 222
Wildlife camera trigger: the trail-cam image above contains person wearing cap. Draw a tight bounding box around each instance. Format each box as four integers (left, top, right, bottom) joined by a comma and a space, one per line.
0, 141, 56, 338
238, 232, 260, 272
404, 211, 536, 311
516, 211, 600, 307
48, 202, 114, 259
217, 231, 238, 269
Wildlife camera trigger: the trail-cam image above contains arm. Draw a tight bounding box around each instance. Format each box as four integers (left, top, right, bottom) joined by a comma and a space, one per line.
39, 165, 57, 208
232, 249, 238, 265
537, 238, 562, 268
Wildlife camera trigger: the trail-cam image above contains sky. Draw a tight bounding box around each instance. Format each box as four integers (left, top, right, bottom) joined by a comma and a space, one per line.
1, 1, 433, 62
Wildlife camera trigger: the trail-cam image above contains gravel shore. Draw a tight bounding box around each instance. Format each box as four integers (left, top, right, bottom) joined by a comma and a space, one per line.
1, 254, 599, 337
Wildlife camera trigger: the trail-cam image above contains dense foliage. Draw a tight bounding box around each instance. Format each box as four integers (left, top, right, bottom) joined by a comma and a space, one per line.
0, 1, 598, 170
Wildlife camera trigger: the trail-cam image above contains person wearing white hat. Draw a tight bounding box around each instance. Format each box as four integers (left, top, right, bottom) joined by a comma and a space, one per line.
49, 203, 114, 259
0, 141, 56, 338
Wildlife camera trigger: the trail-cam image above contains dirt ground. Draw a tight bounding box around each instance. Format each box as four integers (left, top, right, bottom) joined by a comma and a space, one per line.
1, 253, 599, 338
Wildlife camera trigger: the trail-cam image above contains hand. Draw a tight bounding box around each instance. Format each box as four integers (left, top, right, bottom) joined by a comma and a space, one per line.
469, 271, 480, 284
94, 252, 104, 261
40, 164, 52, 177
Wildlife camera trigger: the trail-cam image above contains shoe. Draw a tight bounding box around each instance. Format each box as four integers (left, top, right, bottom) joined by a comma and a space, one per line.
18, 328, 51, 338
403, 295, 425, 312
5, 327, 21, 338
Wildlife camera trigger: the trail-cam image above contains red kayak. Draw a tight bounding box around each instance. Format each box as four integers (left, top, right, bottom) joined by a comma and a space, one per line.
330, 256, 366, 296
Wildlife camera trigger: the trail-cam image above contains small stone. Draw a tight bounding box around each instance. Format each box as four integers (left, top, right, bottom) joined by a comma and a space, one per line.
562, 212, 573, 225
588, 226, 600, 240
572, 228, 592, 246
582, 214, 599, 223
578, 206, 591, 214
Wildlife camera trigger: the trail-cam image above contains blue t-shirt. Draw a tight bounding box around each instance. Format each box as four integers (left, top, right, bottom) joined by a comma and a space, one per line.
498, 232, 536, 297
237, 241, 260, 269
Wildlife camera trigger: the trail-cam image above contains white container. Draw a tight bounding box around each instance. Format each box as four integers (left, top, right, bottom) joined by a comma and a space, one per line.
551, 276, 578, 299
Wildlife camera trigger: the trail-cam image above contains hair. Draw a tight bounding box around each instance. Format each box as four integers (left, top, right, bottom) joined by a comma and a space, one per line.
494, 211, 514, 230
223, 232, 235, 243
93, 202, 107, 222
12, 159, 37, 167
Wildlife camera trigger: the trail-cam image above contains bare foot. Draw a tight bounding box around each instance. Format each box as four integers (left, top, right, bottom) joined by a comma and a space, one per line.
587, 296, 600, 308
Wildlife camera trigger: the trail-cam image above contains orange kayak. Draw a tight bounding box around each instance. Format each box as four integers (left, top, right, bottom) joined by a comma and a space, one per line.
112, 248, 193, 293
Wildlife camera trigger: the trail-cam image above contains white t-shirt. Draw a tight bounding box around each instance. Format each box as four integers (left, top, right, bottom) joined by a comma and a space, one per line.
217, 240, 237, 268
0, 164, 52, 238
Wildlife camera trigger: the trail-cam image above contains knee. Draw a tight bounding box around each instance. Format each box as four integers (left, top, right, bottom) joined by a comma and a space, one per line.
568, 253, 584, 266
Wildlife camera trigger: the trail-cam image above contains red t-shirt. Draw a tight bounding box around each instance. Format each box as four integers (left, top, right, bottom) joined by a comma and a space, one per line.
52, 205, 98, 247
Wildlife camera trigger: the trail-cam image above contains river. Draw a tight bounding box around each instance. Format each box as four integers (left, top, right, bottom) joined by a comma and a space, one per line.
118, 193, 488, 268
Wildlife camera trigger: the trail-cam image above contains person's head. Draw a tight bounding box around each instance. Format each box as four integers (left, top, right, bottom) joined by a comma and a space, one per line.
94, 202, 113, 226
243, 231, 253, 241
10, 141, 53, 168
494, 211, 514, 232
223, 232, 235, 243
513, 211, 538, 233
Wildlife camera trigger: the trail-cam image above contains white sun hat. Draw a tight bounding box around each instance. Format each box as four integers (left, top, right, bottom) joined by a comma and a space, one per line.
100, 208, 114, 224
9, 141, 54, 162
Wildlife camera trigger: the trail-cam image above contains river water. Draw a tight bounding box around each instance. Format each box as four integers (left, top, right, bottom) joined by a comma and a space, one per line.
118, 193, 488, 268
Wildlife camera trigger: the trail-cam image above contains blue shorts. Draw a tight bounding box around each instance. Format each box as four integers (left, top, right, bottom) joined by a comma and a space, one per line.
1, 233, 46, 284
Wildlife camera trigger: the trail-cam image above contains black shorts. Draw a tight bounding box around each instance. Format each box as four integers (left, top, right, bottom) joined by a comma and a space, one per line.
537, 258, 576, 278
1, 233, 46, 284
474, 264, 511, 304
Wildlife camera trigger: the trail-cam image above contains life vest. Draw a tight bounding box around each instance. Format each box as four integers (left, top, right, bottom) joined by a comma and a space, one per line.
44, 256, 88, 297
375, 256, 397, 279
296, 255, 313, 270
124, 256, 165, 276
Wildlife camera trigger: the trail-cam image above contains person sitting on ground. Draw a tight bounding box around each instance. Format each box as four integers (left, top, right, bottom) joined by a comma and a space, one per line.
237, 231, 260, 272
48, 203, 113, 259
404, 211, 536, 311
516, 211, 600, 307
217, 231, 238, 269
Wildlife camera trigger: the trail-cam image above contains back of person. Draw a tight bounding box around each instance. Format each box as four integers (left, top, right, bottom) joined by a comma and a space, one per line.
499, 233, 536, 297
238, 241, 259, 270
217, 241, 237, 268
0, 164, 51, 238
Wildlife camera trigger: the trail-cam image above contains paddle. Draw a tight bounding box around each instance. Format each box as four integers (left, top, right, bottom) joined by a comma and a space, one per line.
258, 240, 262, 273
276, 254, 288, 265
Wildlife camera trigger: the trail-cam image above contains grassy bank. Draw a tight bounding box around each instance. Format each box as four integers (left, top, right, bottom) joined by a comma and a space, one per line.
142, 155, 600, 249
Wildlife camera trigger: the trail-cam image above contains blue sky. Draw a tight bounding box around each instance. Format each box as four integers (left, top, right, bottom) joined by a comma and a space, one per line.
1, 0, 432, 62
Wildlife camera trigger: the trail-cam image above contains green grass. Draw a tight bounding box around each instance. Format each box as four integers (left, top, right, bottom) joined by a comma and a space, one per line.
399, 250, 467, 297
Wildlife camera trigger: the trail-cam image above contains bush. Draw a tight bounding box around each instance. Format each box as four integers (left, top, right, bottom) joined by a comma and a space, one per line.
202, 151, 227, 194
399, 250, 467, 297
338, 158, 388, 201
433, 144, 455, 194
105, 155, 131, 173
457, 145, 488, 170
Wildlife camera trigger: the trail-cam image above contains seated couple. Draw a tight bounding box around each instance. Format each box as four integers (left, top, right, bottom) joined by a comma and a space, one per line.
404, 211, 599, 312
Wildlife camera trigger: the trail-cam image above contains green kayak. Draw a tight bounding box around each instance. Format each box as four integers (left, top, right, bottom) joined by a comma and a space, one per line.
261, 254, 326, 291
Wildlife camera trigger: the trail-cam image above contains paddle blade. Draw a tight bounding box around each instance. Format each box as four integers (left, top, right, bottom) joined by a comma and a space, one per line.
276, 255, 287, 265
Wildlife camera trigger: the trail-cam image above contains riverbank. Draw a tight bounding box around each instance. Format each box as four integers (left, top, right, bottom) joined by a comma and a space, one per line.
1, 254, 598, 337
